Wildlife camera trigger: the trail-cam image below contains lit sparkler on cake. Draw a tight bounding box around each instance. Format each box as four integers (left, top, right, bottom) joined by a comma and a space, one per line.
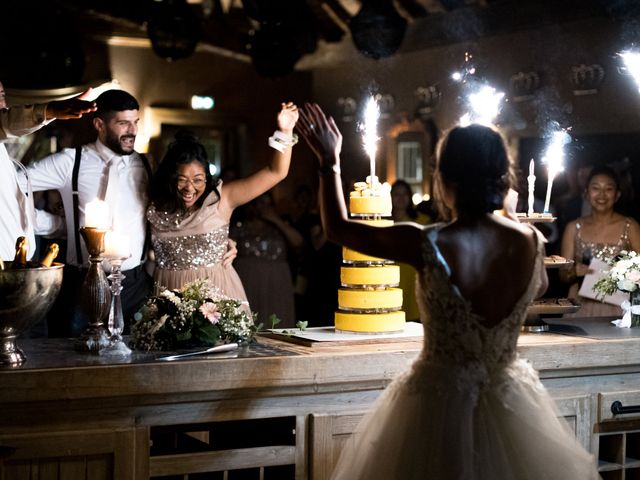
460, 84, 505, 127
336, 96, 405, 333
542, 129, 570, 214
619, 50, 640, 92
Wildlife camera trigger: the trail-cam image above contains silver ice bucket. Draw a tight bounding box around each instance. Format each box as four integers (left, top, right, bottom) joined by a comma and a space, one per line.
0, 262, 63, 366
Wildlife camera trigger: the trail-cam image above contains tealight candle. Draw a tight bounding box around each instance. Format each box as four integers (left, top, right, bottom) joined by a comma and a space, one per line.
103, 231, 130, 259
84, 199, 110, 229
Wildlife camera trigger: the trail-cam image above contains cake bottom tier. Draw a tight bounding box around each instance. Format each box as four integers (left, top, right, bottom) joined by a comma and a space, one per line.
335, 310, 406, 333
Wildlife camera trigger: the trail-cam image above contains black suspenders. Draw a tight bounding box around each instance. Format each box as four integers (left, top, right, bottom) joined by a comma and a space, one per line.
72, 147, 152, 265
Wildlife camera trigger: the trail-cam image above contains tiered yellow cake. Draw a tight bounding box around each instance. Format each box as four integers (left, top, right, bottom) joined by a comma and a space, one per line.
335, 179, 406, 333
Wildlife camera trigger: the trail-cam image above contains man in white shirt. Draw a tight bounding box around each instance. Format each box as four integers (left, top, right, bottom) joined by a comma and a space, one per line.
20, 89, 151, 336
0, 81, 96, 260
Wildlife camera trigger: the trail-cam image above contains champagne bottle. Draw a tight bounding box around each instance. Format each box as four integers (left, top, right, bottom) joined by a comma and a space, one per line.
11, 236, 28, 269
39, 243, 60, 268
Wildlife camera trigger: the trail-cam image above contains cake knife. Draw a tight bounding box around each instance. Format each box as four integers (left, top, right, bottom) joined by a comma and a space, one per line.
156, 342, 238, 361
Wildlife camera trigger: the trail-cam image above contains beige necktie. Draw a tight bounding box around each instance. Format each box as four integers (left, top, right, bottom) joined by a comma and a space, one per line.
100, 157, 121, 229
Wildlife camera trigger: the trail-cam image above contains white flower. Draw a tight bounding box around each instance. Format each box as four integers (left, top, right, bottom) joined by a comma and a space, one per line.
199, 302, 221, 324
619, 279, 638, 292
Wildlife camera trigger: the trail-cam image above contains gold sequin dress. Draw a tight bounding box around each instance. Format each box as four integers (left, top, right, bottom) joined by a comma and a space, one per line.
147, 189, 248, 303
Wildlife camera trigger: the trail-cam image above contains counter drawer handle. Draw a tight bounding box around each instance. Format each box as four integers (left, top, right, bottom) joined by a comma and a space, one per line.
611, 401, 640, 415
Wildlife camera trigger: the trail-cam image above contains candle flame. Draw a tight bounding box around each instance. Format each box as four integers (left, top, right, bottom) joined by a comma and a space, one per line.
620, 50, 640, 92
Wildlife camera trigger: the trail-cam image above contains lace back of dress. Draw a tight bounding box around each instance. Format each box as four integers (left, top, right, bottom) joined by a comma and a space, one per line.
416, 226, 543, 373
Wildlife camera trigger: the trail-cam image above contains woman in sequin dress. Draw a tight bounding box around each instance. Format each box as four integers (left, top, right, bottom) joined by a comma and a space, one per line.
147, 102, 299, 304
297, 103, 599, 479
560, 165, 640, 316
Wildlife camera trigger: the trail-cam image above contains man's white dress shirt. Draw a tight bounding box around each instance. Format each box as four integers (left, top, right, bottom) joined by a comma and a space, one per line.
19, 139, 149, 271
0, 104, 52, 260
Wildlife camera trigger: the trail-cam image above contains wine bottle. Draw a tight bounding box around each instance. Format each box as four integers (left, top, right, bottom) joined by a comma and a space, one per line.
11, 236, 28, 269
39, 243, 60, 268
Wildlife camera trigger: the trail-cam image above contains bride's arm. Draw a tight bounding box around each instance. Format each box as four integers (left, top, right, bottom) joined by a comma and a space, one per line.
299, 103, 424, 270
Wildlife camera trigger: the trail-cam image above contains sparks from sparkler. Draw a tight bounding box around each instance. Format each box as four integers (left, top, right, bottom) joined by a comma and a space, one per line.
619, 50, 640, 92
362, 96, 380, 186
460, 85, 505, 127
542, 130, 571, 213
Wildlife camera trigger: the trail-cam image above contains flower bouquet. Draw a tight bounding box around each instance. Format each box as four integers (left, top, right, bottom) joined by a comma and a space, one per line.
593, 250, 640, 327
130, 279, 257, 351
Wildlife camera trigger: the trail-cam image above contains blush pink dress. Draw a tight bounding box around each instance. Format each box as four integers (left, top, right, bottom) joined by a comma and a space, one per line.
147, 186, 248, 304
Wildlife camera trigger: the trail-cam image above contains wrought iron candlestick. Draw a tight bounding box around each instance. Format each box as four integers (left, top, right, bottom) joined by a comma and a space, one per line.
75, 227, 111, 352
100, 257, 132, 356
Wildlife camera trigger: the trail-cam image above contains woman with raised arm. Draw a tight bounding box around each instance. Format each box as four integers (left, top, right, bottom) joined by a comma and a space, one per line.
297, 103, 598, 479
147, 102, 299, 302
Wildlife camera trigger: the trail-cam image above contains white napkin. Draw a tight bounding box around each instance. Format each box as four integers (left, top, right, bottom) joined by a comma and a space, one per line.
611, 299, 640, 328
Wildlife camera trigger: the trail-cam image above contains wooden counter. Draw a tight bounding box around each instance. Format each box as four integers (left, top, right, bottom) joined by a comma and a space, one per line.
2, 318, 640, 479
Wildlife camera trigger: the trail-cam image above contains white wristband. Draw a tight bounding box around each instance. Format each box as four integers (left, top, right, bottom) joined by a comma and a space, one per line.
268, 130, 298, 153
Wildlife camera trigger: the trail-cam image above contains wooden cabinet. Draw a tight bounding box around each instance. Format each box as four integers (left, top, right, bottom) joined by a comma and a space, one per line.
0, 428, 146, 480
309, 412, 366, 480
2, 332, 640, 479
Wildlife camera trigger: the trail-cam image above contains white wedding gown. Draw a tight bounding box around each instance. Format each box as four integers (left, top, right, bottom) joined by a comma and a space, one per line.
331, 226, 600, 479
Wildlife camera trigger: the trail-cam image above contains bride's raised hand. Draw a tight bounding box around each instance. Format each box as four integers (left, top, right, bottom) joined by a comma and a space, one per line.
277, 102, 299, 134
297, 103, 342, 168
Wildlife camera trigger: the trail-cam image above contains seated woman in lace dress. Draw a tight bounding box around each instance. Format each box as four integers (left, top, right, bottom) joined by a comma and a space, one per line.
297, 103, 599, 479
559, 165, 640, 317
146, 102, 299, 304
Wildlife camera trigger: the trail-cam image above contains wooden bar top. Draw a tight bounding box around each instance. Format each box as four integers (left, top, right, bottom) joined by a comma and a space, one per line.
1, 317, 640, 405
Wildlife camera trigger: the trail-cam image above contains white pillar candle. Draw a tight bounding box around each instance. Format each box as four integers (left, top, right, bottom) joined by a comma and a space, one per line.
527, 159, 536, 215
103, 231, 130, 259
84, 199, 110, 229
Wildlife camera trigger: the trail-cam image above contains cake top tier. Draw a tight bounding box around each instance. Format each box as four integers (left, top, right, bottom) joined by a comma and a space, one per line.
349, 177, 392, 216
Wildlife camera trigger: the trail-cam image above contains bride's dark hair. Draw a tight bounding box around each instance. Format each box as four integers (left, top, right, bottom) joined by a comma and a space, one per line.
149, 130, 221, 213
435, 124, 514, 219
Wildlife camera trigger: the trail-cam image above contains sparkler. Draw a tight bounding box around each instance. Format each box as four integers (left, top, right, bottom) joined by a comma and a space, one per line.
619, 50, 640, 92
542, 130, 571, 214
460, 85, 505, 126
362, 96, 380, 186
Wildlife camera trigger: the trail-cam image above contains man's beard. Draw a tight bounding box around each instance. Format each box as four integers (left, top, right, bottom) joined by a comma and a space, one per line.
104, 130, 135, 155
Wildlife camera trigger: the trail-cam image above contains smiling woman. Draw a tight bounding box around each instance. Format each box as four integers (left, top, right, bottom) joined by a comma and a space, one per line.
560, 165, 640, 317
146, 102, 299, 317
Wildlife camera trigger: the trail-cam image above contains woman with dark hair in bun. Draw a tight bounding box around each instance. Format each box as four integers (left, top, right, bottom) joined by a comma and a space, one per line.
146, 102, 298, 303
297, 103, 598, 479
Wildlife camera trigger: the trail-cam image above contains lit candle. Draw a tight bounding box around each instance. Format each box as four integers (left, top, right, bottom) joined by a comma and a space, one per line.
527, 159, 536, 216
103, 231, 130, 259
84, 199, 110, 229
362, 96, 380, 186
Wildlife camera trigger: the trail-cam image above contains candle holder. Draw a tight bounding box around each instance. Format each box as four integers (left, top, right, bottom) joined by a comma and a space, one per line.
75, 227, 111, 352
100, 257, 132, 356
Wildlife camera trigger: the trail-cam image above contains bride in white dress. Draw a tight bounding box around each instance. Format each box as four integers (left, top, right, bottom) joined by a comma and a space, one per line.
297, 103, 600, 480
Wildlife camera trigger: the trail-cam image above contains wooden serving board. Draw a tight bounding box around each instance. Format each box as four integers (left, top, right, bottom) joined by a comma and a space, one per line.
259, 323, 424, 348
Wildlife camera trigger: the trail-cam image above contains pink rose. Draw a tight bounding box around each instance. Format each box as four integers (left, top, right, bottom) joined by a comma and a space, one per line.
627, 270, 640, 283
199, 302, 221, 324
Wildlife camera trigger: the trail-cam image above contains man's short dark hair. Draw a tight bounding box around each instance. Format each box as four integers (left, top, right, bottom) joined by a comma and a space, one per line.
95, 89, 139, 120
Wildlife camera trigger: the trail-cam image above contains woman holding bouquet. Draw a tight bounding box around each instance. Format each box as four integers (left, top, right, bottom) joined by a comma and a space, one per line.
559, 165, 640, 316
146, 102, 299, 303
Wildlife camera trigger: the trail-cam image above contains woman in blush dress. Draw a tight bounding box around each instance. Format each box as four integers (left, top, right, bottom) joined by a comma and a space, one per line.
298, 103, 599, 480
147, 102, 299, 305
